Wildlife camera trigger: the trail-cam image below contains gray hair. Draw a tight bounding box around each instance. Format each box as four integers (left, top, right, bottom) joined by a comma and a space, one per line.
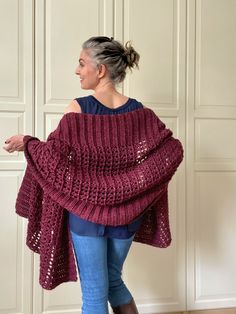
82, 36, 140, 85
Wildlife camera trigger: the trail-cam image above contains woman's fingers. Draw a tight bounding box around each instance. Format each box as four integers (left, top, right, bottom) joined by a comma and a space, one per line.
4, 136, 14, 144
3, 135, 25, 153
3, 141, 16, 153
3, 144, 13, 153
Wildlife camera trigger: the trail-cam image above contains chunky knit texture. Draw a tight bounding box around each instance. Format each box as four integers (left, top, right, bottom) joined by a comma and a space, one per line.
16, 107, 183, 290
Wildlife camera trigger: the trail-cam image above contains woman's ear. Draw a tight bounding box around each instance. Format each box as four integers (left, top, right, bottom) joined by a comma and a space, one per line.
98, 64, 107, 79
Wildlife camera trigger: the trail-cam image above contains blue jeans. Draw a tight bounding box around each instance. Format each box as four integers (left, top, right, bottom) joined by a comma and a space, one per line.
70, 231, 134, 314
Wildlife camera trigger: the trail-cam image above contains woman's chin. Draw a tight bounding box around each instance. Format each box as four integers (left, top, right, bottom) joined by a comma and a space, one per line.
80, 83, 90, 90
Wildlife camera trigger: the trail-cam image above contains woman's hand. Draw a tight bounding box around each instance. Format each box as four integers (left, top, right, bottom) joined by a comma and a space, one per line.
3, 134, 25, 153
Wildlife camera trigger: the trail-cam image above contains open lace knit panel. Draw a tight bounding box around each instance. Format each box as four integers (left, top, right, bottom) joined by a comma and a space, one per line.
15, 107, 184, 289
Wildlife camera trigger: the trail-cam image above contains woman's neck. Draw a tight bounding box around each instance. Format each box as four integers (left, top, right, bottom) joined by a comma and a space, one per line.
93, 79, 117, 95
92, 80, 128, 109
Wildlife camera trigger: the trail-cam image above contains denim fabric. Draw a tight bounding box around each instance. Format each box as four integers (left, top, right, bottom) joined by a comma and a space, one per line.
69, 213, 143, 238
70, 231, 134, 314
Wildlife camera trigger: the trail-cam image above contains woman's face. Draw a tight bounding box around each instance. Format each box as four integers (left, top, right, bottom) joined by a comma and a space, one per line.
75, 49, 100, 90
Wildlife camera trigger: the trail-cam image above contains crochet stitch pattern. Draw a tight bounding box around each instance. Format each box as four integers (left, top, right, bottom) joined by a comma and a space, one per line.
16, 107, 183, 289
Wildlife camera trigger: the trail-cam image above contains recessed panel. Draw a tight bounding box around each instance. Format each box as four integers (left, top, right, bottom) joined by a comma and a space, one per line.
125, 244, 175, 301
195, 119, 236, 162
195, 172, 236, 300
196, 0, 236, 107
0, 0, 19, 98
45, 0, 103, 103
124, 0, 177, 106
0, 172, 23, 312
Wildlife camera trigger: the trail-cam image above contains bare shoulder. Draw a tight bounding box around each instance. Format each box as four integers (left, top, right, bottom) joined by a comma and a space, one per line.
64, 99, 81, 114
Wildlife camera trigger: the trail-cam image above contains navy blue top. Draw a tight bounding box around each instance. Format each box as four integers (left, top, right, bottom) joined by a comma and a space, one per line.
68, 95, 144, 238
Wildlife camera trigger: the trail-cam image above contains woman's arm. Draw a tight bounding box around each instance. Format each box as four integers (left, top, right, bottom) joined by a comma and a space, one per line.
3, 100, 81, 153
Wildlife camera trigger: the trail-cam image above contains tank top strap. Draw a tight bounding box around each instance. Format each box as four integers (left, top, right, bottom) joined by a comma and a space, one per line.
74, 96, 91, 114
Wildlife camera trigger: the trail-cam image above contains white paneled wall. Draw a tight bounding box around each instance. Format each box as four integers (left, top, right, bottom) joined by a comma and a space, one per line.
0, 0, 34, 314
187, 0, 236, 311
0, 1, 236, 314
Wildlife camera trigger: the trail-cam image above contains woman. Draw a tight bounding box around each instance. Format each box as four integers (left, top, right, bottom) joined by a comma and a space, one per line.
4, 37, 183, 314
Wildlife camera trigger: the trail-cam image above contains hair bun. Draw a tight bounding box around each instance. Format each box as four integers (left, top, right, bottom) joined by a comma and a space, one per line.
123, 41, 140, 69
82, 36, 140, 84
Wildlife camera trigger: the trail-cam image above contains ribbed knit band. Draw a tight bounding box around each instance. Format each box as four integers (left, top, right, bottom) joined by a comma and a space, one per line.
57, 108, 155, 147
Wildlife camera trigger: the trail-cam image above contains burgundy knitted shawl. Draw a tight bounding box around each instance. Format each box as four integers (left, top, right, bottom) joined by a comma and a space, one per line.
16, 107, 183, 290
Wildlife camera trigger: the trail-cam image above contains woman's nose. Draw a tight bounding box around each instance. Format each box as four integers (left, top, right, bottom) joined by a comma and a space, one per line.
75, 66, 80, 75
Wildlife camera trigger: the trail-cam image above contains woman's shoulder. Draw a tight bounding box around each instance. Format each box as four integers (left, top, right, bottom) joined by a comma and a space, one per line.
128, 97, 146, 108
64, 99, 81, 114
